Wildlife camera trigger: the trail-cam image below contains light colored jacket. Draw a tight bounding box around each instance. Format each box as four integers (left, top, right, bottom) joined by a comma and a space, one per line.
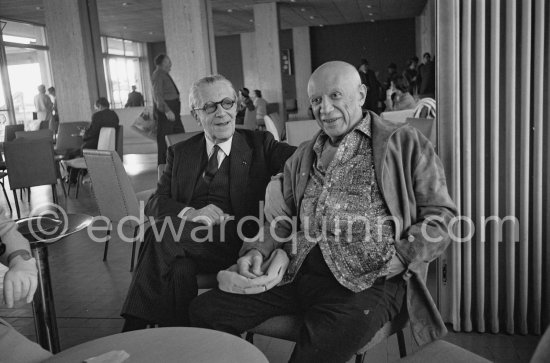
33, 93, 53, 122
242, 111, 457, 346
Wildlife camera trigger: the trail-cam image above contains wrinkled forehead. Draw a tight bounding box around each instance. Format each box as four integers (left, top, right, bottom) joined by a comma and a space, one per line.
307, 69, 360, 98
197, 81, 236, 104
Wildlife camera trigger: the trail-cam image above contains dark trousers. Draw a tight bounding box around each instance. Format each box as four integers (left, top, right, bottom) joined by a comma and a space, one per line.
121, 217, 240, 330
155, 99, 184, 165
190, 245, 406, 363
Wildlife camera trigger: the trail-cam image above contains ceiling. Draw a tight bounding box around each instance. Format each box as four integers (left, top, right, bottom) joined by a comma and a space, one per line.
0, 0, 427, 43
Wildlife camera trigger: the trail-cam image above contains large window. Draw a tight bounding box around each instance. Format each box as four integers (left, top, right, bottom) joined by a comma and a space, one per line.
102, 37, 146, 109
0, 19, 53, 136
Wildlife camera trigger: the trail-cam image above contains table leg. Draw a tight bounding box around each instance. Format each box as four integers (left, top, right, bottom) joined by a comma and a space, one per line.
31, 244, 60, 353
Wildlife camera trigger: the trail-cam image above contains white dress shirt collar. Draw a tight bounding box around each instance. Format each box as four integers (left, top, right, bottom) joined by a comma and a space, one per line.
205, 136, 232, 157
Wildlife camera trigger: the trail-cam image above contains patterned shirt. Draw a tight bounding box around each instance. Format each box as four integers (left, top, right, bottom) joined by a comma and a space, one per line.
282, 114, 396, 292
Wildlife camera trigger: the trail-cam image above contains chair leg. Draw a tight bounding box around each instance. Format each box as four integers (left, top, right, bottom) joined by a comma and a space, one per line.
58, 178, 67, 198
102, 222, 111, 262
355, 353, 365, 363
397, 329, 407, 358
27, 187, 30, 203
75, 170, 83, 198
245, 332, 254, 344
67, 169, 72, 196
130, 225, 139, 272
0, 181, 12, 214
12, 191, 20, 219
51, 185, 58, 205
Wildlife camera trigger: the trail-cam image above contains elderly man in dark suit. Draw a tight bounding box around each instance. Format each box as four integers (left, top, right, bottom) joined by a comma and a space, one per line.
121, 74, 296, 330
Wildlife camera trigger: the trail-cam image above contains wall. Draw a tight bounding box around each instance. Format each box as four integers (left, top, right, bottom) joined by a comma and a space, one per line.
310, 19, 416, 80
215, 35, 244, 89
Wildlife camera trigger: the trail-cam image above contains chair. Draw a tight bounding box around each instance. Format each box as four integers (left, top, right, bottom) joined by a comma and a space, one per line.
413, 97, 436, 119
245, 297, 409, 363
83, 149, 143, 272
3, 124, 24, 142
82, 150, 135, 270
165, 131, 201, 148
15, 129, 54, 141
0, 170, 11, 214
380, 109, 415, 123
65, 127, 119, 198
263, 115, 280, 141
3, 138, 60, 218
39, 120, 50, 130
267, 112, 286, 140
266, 102, 279, 115
55, 121, 90, 157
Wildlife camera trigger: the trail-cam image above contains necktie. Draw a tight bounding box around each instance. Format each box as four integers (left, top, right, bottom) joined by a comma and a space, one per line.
203, 145, 220, 184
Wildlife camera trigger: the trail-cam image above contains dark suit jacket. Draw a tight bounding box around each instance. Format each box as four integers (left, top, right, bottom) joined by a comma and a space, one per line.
145, 129, 296, 231
81, 109, 120, 150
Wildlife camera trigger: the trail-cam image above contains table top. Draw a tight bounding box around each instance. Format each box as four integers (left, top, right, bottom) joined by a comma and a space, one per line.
43, 327, 268, 363
16, 213, 93, 245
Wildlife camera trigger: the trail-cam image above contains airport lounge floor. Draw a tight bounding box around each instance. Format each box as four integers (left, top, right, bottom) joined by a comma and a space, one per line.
0, 153, 541, 362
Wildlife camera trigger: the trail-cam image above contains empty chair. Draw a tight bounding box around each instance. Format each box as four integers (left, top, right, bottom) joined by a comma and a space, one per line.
413, 97, 437, 119
165, 131, 201, 148
0, 169, 11, 214
4, 124, 24, 142
83, 149, 142, 271
55, 121, 90, 157
267, 112, 286, 140
65, 127, 119, 198
15, 129, 54, 141
3, 138, 60, 218
263, 115, 280, 141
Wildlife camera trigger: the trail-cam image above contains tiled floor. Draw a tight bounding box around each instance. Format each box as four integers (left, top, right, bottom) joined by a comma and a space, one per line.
0, 153, 542, 362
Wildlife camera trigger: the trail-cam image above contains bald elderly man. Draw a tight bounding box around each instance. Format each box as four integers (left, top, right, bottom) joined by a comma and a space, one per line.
190, 61, 457, 363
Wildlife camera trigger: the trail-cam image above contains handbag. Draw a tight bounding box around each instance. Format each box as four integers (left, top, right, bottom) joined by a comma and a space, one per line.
131, 106, 157, 140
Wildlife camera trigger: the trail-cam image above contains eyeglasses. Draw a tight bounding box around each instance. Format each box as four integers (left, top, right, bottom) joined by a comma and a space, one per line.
193, 98, 236, 114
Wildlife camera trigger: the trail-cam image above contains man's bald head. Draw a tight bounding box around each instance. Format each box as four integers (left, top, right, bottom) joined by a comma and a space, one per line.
307, 61, 366, 143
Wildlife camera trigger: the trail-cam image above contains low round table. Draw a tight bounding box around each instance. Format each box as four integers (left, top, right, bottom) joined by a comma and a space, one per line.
16, 213, 93, 354
44, 327, 269, 363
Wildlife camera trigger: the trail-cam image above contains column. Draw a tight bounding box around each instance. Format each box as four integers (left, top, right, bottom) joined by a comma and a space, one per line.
241, 32, 260, 90
162, 0, 216, 115
253, 2, 285, 121
44, 0, 106, 122
292, 27, 312, 119
416, 0, 436, 56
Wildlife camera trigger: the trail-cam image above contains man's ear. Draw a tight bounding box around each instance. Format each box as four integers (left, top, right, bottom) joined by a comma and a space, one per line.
191, 109, 198, 120
358, 83, 367, 104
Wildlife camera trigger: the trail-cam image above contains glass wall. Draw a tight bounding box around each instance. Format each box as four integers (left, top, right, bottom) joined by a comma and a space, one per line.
0, 19, 53, 134
102, 37, 147, 109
